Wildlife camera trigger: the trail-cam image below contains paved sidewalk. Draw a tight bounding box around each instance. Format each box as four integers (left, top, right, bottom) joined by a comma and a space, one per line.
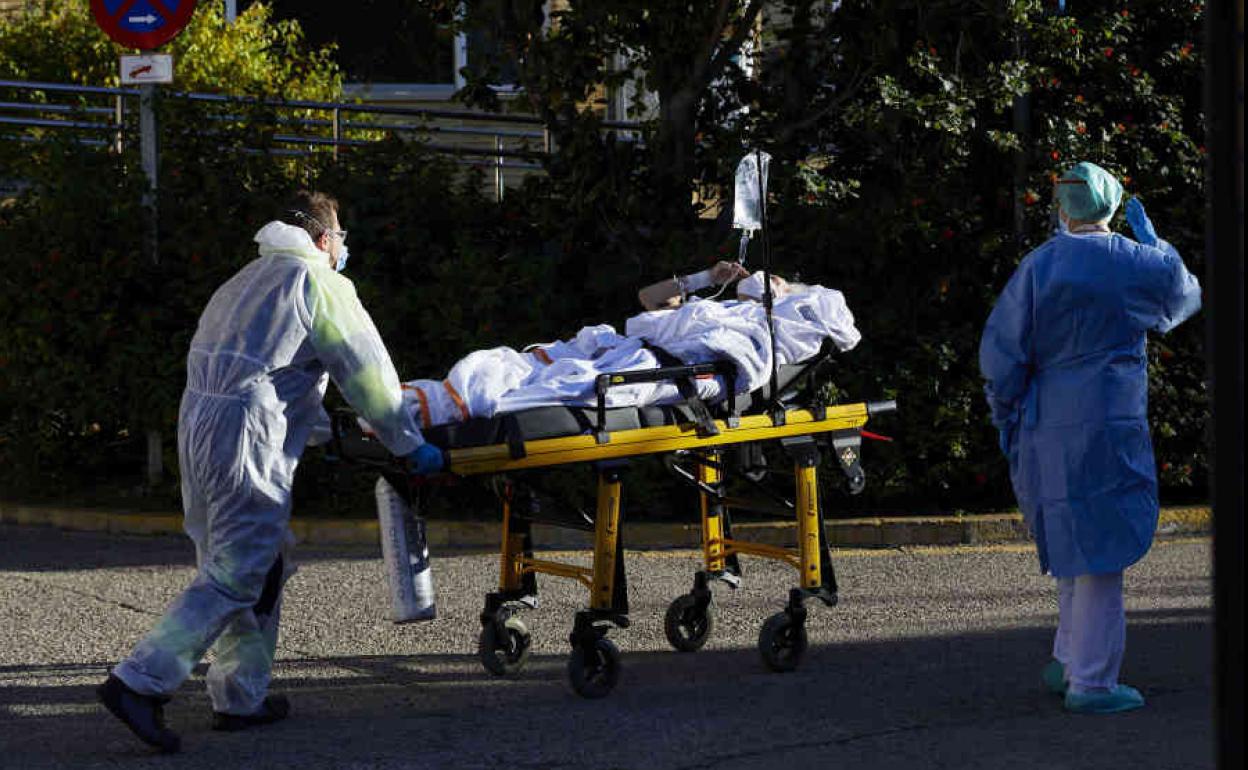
0, 500, 1212, 549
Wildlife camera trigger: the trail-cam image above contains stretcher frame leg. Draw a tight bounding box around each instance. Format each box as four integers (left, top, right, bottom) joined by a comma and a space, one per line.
498, 491, 524, 593
699, 450, 727, 575
791, 438, 823, 591
564, 461, 631, 698
590, 463, 625, 612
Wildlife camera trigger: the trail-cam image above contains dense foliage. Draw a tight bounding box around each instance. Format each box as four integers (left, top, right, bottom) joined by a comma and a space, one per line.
1, 1, 1209, 515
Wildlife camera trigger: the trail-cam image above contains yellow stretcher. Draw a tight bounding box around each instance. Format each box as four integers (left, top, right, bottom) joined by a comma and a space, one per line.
333, 343, 896, 698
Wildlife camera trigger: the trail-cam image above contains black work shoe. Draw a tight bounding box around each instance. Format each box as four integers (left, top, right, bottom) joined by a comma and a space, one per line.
211, 694, 290, 732
96, 674, 181, 753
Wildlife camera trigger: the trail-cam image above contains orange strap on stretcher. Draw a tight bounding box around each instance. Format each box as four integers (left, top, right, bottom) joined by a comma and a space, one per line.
443, 380, 471, 422
401, 383, 433, 429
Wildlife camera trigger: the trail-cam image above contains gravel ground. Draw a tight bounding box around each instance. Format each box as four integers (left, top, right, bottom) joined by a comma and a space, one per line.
0, 525, 1214, 769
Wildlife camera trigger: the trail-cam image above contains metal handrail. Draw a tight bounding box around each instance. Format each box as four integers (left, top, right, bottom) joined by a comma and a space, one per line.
0, 115, 118, 131
0, 77, 641, 131
1, 77, 644, 200
0, 101, 115, 117
0, 78, 134, 97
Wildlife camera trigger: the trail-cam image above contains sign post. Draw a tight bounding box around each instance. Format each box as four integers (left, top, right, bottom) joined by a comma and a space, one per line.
90, 1, 198, 487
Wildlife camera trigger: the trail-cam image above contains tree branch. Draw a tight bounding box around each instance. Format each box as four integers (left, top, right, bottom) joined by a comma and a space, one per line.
691, 0, 737, 86
775, 64, 873, 147
694, 0, 765, 95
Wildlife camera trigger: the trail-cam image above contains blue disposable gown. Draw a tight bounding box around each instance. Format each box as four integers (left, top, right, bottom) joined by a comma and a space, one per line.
979, 232, 1200, 577
114, 221, 424, 714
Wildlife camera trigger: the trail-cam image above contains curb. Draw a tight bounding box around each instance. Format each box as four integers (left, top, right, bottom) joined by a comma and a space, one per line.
0, 502, 1211, 551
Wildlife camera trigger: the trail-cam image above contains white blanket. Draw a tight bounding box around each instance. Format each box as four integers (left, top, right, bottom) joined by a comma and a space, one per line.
400, 286, 860, 428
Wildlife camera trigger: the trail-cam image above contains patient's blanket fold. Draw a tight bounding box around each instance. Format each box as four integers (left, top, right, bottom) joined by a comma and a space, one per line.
399, 286, 860, 429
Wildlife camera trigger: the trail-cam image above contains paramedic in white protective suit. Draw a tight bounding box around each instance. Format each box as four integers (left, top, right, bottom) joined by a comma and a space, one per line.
979, 162, 1200, 715
96, 190, 444, 753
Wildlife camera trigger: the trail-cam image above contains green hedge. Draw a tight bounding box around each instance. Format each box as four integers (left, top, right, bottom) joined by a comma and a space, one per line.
0, 0, 1209, 516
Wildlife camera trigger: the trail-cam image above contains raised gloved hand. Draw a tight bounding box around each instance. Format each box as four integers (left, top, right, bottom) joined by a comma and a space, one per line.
1124, 197, 1159, 247
406, 443, 446, 475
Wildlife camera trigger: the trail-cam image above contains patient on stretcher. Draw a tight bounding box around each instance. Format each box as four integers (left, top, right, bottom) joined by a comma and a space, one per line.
400, 271, 861, 429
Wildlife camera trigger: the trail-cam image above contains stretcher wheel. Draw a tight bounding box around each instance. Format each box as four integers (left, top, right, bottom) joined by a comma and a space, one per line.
758, 612, 808, 673
478, 616, 532, 676
664, 593, 714, 652
568, 638, 620, 698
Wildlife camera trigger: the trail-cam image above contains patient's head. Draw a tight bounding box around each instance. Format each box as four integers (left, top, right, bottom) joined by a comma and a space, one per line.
736, 271, 808, 301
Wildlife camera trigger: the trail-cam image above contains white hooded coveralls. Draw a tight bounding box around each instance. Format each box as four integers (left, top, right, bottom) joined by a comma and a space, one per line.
113, 222, 423, 714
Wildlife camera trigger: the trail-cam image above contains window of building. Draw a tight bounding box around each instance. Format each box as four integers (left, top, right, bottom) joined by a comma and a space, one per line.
250, 1, 520, 101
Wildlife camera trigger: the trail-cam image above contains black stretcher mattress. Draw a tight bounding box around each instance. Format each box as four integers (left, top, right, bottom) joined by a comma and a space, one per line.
421, 360, 816, 450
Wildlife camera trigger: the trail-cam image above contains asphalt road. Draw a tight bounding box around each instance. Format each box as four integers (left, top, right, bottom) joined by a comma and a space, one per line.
0, 524, 1214, 769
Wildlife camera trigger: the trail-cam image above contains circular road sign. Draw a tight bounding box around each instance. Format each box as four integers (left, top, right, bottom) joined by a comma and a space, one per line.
90, 0, 197, 51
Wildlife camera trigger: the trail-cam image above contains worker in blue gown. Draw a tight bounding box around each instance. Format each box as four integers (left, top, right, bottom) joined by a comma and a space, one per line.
979, 161, 1202, 714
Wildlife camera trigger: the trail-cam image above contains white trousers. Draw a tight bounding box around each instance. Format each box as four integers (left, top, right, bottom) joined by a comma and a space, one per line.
112, 394, 296, 716
1052, 572, 1125, 693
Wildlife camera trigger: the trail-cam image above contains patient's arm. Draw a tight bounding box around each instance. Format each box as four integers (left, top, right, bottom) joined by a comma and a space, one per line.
637, 277, 685, 311
638, 261, 749, 311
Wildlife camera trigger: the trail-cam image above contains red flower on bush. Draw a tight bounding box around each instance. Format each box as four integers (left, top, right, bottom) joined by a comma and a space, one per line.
1179, 43, 1193, 59
1075, 122, 1087, 135
1103, 47, 1115, 58
941, 227, 955, 240
1074, 94, 1085, 104
1050, 150, 1061, 161
1023, 190, 1040, 206
1131, 67, 1142, 77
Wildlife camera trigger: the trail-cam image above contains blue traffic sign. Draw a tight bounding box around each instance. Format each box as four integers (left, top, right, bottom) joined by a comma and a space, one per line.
91, 0, 197, 51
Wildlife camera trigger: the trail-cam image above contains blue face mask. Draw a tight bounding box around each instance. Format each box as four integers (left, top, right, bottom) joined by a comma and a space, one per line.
334, 246, 349, 273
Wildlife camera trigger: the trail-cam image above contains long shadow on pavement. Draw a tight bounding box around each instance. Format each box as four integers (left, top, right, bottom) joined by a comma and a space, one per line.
0, 616, 1214, 770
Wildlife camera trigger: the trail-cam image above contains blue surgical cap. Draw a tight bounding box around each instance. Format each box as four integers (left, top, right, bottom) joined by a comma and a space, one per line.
1056, 161, 1123, 222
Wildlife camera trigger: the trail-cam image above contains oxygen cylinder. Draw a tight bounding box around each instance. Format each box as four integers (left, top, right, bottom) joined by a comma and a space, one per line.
375, 476, 436, 623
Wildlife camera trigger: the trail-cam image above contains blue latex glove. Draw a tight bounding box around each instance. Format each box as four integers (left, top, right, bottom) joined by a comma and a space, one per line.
1124, 197, 1159, 247
406, 443, 445, 475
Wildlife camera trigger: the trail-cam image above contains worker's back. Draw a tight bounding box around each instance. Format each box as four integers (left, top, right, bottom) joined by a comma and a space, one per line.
185, 254, 321, 408
1021, 232, 1197, 428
